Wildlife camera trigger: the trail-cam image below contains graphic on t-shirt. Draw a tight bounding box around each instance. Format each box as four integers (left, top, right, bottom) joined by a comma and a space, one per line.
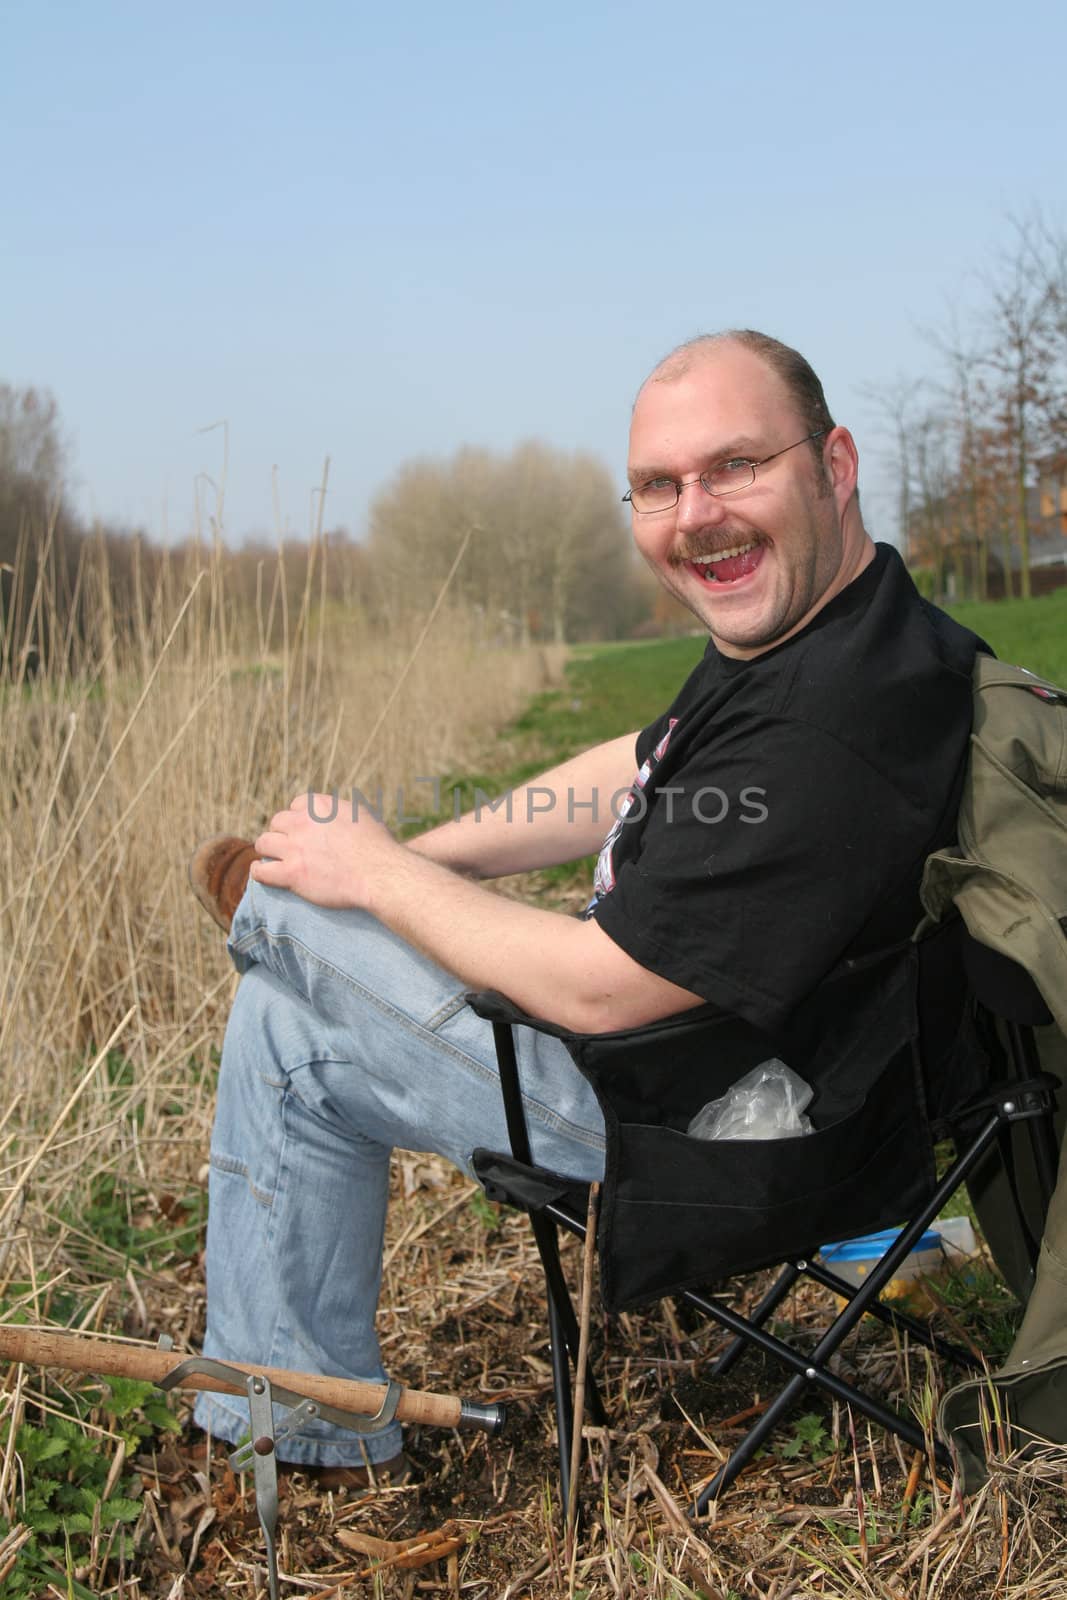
585, 719, 678, 916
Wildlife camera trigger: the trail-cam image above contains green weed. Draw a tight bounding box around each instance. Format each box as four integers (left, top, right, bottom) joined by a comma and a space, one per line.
932, 1260, 1020, 1364
779, 1411, 834, 1463
0, 1378, 178, 1596
56, 1173, 206, 1279
822, 1512, 881, 1548
467, 1189, 501, 1232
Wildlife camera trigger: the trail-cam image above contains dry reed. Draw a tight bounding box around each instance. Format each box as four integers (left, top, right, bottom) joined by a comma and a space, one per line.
0, 518, 559, 1266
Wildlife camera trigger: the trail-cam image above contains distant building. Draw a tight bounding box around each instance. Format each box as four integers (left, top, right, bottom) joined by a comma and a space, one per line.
905, 452, 1067, 601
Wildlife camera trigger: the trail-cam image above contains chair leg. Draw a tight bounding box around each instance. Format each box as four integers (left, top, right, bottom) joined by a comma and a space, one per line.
711, 1262, 804, 1379
690, 1105, 1023, 1508
547, 1292, 575, 1511
803, 1259, 978, 1372
696, 1371, 809, 1510
686, 1282, 947, 1449
1008, 1021, 1060, 1213
493, 1017, 607, 1435
693, 1361, 953, 1512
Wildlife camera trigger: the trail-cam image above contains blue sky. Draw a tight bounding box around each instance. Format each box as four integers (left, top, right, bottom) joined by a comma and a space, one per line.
4, 0, 1066, 545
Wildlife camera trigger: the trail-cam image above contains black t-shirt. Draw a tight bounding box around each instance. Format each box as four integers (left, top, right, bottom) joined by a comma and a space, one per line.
589, 545, 982, 1033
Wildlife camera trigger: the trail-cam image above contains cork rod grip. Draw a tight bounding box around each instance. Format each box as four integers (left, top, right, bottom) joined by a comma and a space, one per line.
0, 1326, 466, 1429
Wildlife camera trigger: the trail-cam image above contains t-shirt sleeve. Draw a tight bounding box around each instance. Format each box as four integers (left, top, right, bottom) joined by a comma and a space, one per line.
591, 715, 932, 1031
635, 708, 671, 768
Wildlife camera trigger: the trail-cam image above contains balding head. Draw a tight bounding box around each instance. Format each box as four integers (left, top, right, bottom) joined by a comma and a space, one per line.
639, 330, 836, 478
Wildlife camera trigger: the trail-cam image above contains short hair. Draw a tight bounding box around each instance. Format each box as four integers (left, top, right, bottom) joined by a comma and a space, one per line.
646, 329, 836, 472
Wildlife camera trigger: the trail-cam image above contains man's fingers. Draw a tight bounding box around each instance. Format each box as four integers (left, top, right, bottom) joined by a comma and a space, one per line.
250, 856, 289, 886
255, 830, 290, 858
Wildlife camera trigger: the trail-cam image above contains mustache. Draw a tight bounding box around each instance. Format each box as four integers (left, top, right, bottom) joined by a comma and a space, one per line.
669, 533, 765, 567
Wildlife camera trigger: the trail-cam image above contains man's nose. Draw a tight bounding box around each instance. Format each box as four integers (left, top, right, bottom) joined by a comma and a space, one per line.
674, 477, 728, 530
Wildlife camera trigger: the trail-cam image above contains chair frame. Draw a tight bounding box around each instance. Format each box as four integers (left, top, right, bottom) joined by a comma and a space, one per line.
472, 996, 1058, 1517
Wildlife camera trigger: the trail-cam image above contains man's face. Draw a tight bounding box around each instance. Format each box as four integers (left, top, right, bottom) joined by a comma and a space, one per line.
627, 345, 849, 657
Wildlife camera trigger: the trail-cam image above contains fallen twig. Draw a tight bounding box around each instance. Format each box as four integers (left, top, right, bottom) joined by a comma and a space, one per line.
336, 1520, 466, 1575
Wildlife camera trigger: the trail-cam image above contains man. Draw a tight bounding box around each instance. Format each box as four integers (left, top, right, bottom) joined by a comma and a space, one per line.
191, 330, 980, 1478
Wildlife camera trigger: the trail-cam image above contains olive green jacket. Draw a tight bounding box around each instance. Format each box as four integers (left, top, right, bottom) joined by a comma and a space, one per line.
938, 1027, 1067, 1491
921, 656, 1067, 1036
919, 655, 1067, 1489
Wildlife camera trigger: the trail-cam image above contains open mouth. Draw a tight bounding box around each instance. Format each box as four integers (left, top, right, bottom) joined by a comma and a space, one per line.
686, 541, 764, 585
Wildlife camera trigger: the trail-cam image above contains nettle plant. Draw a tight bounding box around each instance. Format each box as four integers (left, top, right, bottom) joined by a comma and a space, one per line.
1, 1376, 179, 1597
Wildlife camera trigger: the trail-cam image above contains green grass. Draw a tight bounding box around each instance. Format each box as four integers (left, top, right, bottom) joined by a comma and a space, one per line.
402, 636, 706, 834
530, 636, 707, 750
947, 587, 1067, 683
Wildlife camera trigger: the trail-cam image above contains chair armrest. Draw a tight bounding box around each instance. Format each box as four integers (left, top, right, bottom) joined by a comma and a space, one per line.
465, 988, 722, 1045
464, 989, 575, 1038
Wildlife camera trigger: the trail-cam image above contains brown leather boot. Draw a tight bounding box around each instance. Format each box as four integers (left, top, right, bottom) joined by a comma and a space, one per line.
188, 835, 261, 932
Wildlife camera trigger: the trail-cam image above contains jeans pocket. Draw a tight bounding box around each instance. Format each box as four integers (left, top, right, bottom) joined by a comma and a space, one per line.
423, 992, 472, 1033
209, 1149, 276, 1211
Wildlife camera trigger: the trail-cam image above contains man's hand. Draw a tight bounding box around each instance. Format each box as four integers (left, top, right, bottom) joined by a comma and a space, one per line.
251, 792, 400, 909
248, 787, 703, 1032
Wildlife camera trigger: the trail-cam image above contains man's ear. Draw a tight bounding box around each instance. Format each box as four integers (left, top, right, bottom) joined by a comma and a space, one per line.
825, 426, 859, 512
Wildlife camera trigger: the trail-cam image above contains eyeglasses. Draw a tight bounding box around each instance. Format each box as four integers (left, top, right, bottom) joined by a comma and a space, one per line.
622, 429, 828, 515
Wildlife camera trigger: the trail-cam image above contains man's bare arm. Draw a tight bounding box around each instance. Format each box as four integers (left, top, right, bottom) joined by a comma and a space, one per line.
252, 802, 706, 1033
407, 731, 640, 879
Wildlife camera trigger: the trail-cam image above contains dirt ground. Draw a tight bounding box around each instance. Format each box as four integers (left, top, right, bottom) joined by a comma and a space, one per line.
86, 1151, 1067, 1600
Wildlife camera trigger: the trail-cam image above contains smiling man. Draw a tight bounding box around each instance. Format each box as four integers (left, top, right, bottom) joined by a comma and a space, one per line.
190, 330, 982, 1480
625, 333, 872, 655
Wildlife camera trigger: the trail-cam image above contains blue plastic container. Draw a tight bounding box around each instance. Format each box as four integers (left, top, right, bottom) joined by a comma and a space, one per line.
820, 1227, 945, 1302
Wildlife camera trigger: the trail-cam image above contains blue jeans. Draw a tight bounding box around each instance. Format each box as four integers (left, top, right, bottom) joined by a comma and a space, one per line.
193, 878, 606, 1465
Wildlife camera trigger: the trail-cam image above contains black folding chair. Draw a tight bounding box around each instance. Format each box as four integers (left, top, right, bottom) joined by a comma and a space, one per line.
958, 934, 1062, 1298
467, 919, 1060, 1515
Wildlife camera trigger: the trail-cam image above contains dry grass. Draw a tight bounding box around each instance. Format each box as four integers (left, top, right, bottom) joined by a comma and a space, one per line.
1, 526, 1066, 1597
0, 525, 558, 1334
1, 525, 558, 1123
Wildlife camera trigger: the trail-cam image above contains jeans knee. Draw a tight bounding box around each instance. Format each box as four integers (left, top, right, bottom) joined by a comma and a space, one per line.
229, 878, 294, 958
214, 972, 290, 1133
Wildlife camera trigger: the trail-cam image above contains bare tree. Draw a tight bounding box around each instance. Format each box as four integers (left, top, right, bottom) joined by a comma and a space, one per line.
0, 384, 78, 673
1023, 216, 1067, 458
859, 374, 925, 554
979, 217, 1059, 599
0, 384, 65, 492
366, 441, 632, 642
922, 308, 997, 602
883, 215, 1067, 603
910, 409, 955, 600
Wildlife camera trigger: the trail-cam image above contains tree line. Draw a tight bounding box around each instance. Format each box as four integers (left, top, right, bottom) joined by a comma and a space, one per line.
872, 215, 1067, 602
0, 393, 677, 677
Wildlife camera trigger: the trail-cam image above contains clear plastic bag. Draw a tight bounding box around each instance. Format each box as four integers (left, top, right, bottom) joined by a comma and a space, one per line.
686, 1059, 815, 1141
